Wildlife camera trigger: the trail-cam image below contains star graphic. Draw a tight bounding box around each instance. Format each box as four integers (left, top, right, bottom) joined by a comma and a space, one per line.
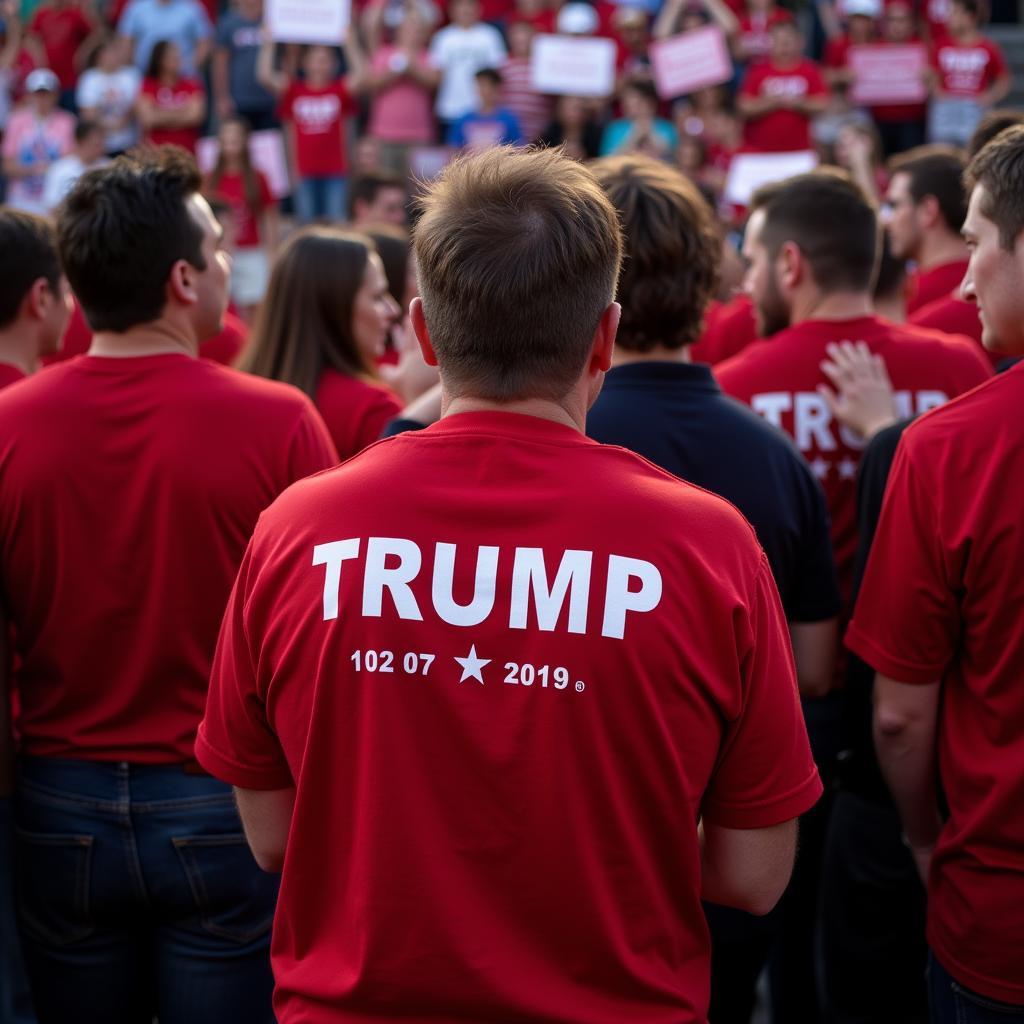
810, 457, 830, 480
838, 457, 858, 480
454, 644, 490, 685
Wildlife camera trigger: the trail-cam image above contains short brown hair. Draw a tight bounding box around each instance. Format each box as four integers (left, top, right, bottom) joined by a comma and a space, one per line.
888, 145, 967, 234
751, 169, 879, 294
412, 146, 622, 401
967, 109, 1024, 159
0, 210, 61, 329
591, 155, 719, 351
965, 124, 1024, 251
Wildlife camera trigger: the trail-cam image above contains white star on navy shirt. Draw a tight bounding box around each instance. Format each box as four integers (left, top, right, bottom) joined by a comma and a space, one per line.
454, 644, 490, 684
838, 457, 858, 480
810, 457, 830, 480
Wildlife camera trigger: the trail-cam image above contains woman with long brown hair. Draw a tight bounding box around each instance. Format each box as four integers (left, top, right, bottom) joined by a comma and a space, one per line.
240, 227, 402, 460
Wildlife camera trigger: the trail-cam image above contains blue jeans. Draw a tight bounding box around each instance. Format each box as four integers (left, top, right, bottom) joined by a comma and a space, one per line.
293, 174, 347, 223
929, 953, 1024, 1023
14, 757, 278, 1024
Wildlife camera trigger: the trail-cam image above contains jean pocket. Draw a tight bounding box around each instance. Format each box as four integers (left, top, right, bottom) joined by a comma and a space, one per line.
13, 826, 94, 947
172, 833, 278, 944
951, 980, 1024, 1021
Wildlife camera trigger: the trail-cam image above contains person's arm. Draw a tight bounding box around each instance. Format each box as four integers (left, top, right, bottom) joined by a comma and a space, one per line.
789, 618, 838, 698
256, 35, 290, 96
234, 786, 296, 872
0, 0, 21, 68
406, 51, 441, 89
873, 674, 942, 881
212, 42, 234, 119
982, 71, 1012, 108
818, 340, 899, 441
261, 203, 280, 254
736, 89, 780, 118
700, 818, 798, 915
653, 0, 686, 39
342, 30, 367, 92
699, 0, 739, 38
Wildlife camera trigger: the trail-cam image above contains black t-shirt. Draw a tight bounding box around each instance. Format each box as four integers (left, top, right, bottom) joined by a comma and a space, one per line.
586, 362, 840, 623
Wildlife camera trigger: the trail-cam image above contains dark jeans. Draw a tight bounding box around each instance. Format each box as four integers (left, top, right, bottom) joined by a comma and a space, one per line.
929, 954, 1024, 1024
0, 798, 36, 1022
877, 119, 927, 159
819, 789, 927, 1024
14, 757, 278, 1024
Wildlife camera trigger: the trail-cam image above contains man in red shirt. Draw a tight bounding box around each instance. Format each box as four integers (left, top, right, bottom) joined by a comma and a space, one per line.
0, 210, 70, 389
737, 20, 828, 153
716, 170, 990, 603
846, 124, 1024, 1023
196, 145, 822, 1024
0, 148, 337, 1022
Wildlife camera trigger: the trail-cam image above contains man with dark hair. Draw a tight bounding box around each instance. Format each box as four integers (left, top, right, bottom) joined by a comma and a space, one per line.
0, 209, 70, 388
847, 123, 1024, 1024
967, 107, 1024, 157
716, 169, 989, 1020
0, 146, 337, 1023
348, 168, 408, 227
195, 145, 822, 1023
588, 153, 840, 1024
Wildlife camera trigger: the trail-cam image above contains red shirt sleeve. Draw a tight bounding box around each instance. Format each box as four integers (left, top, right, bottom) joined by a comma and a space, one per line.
805, 60, 829, 96
739, 64, 764, 97
845, 433, 958, 684
352, 387, 403, 454
257, 170, 274, 208
701, 557, 823, 829
276, 80, 297, 122
986, 39, 1008, 81
196, 540, 295, 789
337, 79, 357, 116
284, 402, 340, 478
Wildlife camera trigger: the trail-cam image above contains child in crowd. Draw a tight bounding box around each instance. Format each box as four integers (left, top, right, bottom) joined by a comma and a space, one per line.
447, 67, 522, 151
205, 116, 278, 321
135, 39, 205, 153
258, 37, 357, 222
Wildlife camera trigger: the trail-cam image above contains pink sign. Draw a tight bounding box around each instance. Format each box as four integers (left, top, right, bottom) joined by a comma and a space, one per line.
649, 26, 734, 100
197, 130, 291, 199
849, 44, 928, 105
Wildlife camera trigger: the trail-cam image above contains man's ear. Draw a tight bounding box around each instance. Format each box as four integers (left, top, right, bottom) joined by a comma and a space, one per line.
918, 194, 941, 232
588, 301, 620, 374
23, 278, 52, 322
778, 241, 804, 290
410, 297, 439, 367
167, 259, 198, 308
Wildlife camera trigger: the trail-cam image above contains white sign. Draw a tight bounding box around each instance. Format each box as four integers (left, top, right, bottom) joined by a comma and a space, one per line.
849, 44, 928, 105
265, 0, 349, 44
530, 34, 617, 98
724, 150, 818, 206
649, 26, 733, 99
197, 129, 291, 199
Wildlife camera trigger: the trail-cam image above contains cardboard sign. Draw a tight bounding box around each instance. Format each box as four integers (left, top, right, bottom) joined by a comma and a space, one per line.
408, 146, 458, 184
530, 34, 617, 98
265, 0, 349, 44
649, 25, 734, 100
849, 44, 928, 105
724, 150, 818, 206
197, 129, 291, 199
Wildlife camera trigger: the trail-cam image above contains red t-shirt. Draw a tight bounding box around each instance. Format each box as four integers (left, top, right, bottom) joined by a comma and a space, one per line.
932, 37, 1007, 98
314, 368, 402, 462
196, 410, 821, 1023
846, 365, 1024, 1005
278, 79, 355, 178
29, 6, 92, 90
738, 8, 793, 63
906, 258, 968, 314
715, 315, 991, 598
140, 76, 204, 153
908, 293, 1005, 367
739, 58, 828, 152
0, 364, 26, 390
0, 354, 337, 763
691, 294, 758, 365
209, 170, 273, 248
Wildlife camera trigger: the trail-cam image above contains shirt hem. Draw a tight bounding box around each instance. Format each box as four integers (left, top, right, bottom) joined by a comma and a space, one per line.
702, 771, 823, 830
194, 733, 293, 791
845, 623, 947, 685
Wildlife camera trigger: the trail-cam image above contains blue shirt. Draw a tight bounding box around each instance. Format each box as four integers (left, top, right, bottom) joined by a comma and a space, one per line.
446, 107, 523, 149
119, 0, 212, 78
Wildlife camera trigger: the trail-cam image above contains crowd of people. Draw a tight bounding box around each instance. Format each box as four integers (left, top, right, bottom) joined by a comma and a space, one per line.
0, 0, 1023, 1021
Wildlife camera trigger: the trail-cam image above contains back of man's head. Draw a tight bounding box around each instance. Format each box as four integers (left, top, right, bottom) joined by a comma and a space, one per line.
888, 145, 967, 237
965, 124, 1024, 251
0, 210, 62, 330
349, 169, 406, 222
412, 146, 622, 401
967, 109, 1024, 159
57, 146, 206, 333
591, 154, 719, 351
752, 169, 879, 295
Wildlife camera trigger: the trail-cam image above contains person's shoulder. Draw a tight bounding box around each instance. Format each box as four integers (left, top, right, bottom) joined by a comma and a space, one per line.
317, 369, 399, 411
884, 318, 988, 367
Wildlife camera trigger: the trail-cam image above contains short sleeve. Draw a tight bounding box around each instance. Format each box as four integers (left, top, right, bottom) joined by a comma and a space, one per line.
258, 171, 274, 207
486, 28, 507, 64
276, 81, 296, 121
215, 13, 234, 47
351, 388, 403, 456
701, 558, 823, 829
285, 402, 339, 479
738, 66, 761, 97
845, 436, 959, 684
196, 541, 293, 788
192, 2, 214, 38
806, 63, 828, 95
988, 40, 1007, 79
76, 71, 97, 108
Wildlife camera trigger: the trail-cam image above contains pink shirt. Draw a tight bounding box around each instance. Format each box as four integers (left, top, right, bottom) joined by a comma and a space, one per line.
367, 46, 435, 144
1, 106, 75, 213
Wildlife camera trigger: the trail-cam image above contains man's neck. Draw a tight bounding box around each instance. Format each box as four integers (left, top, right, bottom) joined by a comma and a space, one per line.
611, 345, 691, 367
0, 328, 39, 376
88, 320, 198, 359
916, 234, 968, 272
443, 393, 585, 433
792, 290, 874, 324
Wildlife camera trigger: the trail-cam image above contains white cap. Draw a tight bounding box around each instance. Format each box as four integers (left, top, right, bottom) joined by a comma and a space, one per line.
25, 68, 60, 93
557, 2, 600, 34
